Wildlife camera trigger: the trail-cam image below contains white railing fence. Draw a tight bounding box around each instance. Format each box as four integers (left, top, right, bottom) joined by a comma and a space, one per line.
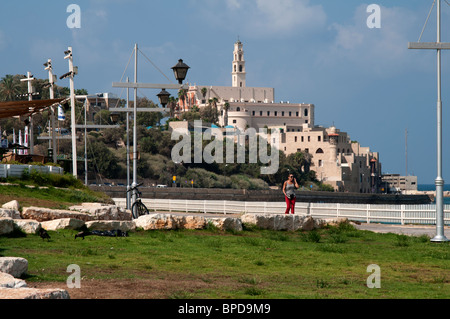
112, 198, 450, 226
0, 164, 63, 178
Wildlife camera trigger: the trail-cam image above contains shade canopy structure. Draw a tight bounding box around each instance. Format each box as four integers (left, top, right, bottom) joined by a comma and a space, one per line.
0, 98, 66, 119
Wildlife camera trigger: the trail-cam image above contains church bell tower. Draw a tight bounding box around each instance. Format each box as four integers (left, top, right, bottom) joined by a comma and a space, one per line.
232, 39, 246, 88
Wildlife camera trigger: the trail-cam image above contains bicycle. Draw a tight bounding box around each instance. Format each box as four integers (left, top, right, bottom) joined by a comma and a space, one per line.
127, 183, 149, 219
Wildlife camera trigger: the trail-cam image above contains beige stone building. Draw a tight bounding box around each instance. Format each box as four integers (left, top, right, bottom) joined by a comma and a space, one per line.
75, 93, 120, 122
381, 174, 418, 194
173, 40, 382, 193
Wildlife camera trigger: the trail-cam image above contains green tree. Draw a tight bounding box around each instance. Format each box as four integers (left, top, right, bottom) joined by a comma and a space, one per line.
134, 97, 165, 127
87, 138, 121, 178
0, 75, 20, 101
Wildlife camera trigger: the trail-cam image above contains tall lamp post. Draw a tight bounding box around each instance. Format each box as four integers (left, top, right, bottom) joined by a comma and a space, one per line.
408, 0, 449, 242
111, 45, 190, 211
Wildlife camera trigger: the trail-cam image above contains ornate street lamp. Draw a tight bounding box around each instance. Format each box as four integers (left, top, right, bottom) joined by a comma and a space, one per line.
171, 59, 190, 84
157, 88, 171, 107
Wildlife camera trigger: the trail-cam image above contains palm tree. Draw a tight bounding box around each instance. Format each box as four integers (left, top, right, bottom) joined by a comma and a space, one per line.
223, 102, 230, 127
211, 97, 218, 119
201, 87, 207, 104
0, 75, 20, 101
168, 96, 177, 118
177, 89, 187, 111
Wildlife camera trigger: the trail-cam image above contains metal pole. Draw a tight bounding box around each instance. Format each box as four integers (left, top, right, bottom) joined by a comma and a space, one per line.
26, 72, 34, 155
432, 0, 448, 242
84, 97, 88, 185
48, 61, 57, 163
68, 46, 77, 177
132, 43, 138, 206
126, 77, 131, 210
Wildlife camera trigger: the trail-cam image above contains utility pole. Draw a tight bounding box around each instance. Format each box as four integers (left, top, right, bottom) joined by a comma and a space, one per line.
44, 59, 57, 163
126, 77, 131, 210
408, 0, 449, 242
110, 44, 190, 214
132, 43, 138, 206
63, 47, 78, 177
20, 72, 35, 154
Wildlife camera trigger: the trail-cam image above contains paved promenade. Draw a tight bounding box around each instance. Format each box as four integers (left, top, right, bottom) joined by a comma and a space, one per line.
355, 223, 450, 238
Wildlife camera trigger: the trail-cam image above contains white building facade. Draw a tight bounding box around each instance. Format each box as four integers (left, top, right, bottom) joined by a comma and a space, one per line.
173, 40, 382, 193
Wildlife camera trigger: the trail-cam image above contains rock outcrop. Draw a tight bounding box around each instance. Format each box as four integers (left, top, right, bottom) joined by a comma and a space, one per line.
0, 257, 69, 299
21, 205, 131, 222
0, 287, 70, 299
85, 220, 135, 232
13, 219, 41, 234
0, 218, 14, 236
69, 203, 131, 221
241, 213, 316, 231
134, 214, 243, 232
0, 257, 28, 278
41, 218, 85, 231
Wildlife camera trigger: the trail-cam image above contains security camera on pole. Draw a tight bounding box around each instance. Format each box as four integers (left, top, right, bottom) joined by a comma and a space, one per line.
44, 59, 57, 163
61, 47, 78, 177
20, 72, 35, 154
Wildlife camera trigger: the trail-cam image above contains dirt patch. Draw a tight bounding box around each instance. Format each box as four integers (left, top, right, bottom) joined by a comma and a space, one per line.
30, 275, 239, 299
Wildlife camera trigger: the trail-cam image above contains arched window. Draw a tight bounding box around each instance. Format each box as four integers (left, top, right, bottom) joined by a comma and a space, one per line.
304, 108, 308, 117
239, 65, 243, 72
234, 65, 236, 72
316, 148, 324, 154
236, 107, 241, 112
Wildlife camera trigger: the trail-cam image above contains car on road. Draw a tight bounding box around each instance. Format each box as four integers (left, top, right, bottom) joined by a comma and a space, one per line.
156, 184, 167, 188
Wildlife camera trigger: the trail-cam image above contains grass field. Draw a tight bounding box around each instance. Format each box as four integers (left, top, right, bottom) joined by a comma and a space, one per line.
1, 222, 448, 299
0, 183, 113, 209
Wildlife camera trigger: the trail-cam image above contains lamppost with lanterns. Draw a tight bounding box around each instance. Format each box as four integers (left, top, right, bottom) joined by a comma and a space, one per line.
110, 44, 190, 212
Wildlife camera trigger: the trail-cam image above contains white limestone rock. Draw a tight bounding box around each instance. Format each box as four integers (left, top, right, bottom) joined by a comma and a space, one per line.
2, 200, 20, 212
0, 272, 27, 288
241, 213, 318, 231
14, 219, 41, 234
0, 218, 14, 235
85, 220, 135, 231
0, 287, 70, 299
206, 217, 243, 232
21, 207, 92, 222
69, 203, 132, 221
40, 218, 85, 231
0, 208, 21, 219
0, 257, 28, 278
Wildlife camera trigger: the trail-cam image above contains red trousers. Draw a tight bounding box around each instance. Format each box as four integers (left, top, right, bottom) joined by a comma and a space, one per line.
285, 196, 296, 214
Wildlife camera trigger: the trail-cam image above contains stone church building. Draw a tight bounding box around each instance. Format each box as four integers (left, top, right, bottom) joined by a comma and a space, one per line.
173, 40, 381, 193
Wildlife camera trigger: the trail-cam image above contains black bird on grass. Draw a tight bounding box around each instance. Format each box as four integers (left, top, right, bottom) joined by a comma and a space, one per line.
39, 228, 51, 241
75, 231, 92, 240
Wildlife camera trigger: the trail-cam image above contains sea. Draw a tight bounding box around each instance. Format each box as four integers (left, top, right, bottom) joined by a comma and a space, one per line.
418, 184, 450, 204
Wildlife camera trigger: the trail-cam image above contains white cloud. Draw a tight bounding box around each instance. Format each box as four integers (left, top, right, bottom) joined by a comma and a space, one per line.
317, 4, 425, 76
226, 0, 241, 10
253, 0, 326, 34
198, 0, 327, 38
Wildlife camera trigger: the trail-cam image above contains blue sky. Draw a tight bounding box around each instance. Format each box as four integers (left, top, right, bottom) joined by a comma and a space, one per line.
2, 0, 450, 184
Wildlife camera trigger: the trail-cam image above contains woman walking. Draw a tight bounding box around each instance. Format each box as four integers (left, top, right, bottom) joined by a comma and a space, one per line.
283, 174, 299, 214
